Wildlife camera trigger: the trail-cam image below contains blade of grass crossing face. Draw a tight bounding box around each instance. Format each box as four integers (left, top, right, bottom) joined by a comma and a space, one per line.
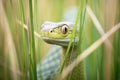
60, 1, 84, 73
69, 0, 87, 79
29, 0, 37, 80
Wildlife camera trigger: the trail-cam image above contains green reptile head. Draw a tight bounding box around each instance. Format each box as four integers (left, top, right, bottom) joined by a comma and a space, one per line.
40, 21, 78, 46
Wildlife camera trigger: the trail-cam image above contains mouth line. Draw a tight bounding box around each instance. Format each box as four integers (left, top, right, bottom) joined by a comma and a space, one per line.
41, 37, 79, 46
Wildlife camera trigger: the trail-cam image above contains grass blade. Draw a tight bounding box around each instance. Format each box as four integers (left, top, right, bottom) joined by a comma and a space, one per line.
29, 0, 37, 79
60, 3, 82, 73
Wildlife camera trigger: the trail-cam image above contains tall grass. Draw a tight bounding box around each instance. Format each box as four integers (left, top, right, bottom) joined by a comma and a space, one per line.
29, 0, 37, 80
0, 0, 120, 80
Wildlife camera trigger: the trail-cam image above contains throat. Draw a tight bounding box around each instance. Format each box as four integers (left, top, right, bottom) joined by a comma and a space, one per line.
62, 46, 77, 65
61, 46, 85, 80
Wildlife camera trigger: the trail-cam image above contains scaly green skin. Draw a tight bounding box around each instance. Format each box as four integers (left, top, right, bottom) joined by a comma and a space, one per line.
40, 21, 85, 80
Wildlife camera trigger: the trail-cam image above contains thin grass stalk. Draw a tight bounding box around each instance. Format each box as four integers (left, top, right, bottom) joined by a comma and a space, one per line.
68, 0, 87, 79
29, 0, 37, 80
77, 0, 87, 55
19, 0, 28, 79
33, 0, 38, 29
60, 3, 82, 73
86, 5, 113, 49
33, 0, 43, 79
19, 0, 26, 24
17, 20, 41, 38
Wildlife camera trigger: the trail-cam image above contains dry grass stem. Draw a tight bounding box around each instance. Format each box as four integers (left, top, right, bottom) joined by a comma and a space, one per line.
17, 19, 41, 38
0, 1, 20, 80
86, 5, 113, 49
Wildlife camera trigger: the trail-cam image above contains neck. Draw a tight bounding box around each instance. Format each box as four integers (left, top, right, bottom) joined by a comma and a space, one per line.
62, 46, 85, 80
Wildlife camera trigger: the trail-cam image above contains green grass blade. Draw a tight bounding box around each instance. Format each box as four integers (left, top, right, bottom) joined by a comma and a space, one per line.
29, 0, 37, 80
77, 0, 87, 55
60, 1, 84, 73
19, 0, 28, 79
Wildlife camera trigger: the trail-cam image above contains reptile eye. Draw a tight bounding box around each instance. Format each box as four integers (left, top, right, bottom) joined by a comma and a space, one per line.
61, 25, 68, 34
50, 29, 54, 33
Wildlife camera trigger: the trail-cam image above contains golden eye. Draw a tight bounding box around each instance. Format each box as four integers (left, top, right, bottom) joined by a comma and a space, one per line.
61, 25, 68, 34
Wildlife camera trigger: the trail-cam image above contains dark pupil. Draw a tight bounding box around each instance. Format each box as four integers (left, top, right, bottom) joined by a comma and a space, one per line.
65, 27, 67, 32
63, 27, 67, 34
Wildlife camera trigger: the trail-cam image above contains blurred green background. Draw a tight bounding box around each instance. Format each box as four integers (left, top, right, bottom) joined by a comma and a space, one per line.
0, 0, 120, 80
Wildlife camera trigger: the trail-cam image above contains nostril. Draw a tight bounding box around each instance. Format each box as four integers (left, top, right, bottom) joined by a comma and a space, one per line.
50, 29, 54, 33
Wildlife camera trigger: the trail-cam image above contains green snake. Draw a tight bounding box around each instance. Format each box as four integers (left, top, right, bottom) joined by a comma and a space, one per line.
39, 21, 85, 80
